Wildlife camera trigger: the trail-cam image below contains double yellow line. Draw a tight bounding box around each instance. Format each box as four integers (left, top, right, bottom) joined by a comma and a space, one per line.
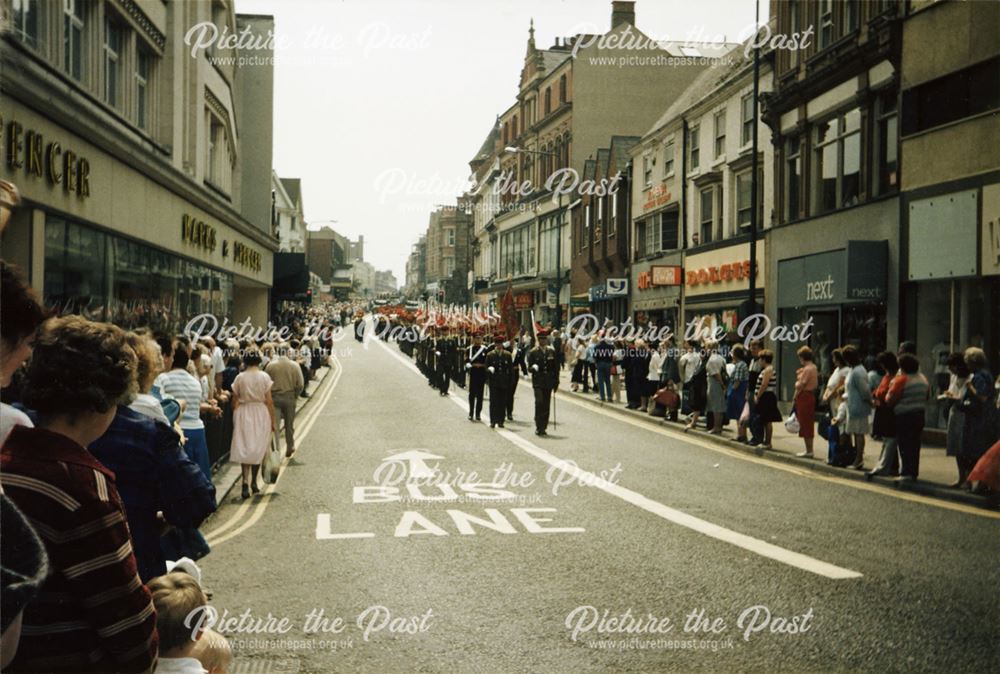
203, 356, 343, 546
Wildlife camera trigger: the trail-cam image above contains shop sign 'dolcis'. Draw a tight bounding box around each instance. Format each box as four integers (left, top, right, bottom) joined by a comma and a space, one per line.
1, 115, 91, 198
687, 260, 754, 286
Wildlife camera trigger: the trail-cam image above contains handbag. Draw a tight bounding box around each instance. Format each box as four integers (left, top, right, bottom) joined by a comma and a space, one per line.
262, 431, 282, 484
784, 409, 801, 434
654, 386, 680, 410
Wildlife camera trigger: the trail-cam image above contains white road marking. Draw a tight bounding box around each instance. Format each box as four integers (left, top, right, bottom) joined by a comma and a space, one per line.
375, 338, 862, 580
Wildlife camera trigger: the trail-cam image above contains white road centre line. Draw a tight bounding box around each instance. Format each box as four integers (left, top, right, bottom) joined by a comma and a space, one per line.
374, 338, 863, 580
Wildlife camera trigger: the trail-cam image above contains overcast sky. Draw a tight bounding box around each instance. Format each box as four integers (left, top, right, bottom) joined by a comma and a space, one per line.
235, 0, 770, 284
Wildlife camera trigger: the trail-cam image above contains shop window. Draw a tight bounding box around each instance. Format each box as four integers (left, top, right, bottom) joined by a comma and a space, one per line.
785, 135, 801, 221
663, 139, 674, 177
44, 216, 108, 321
11, 0, 40, 50
688, 125, 700, 170
104, 16, 124, 109
874, 92, 898, 196
741, 93, 754, 146
714, 109, 726, 158
63, 0, 86, 82
811, 107, 861, 215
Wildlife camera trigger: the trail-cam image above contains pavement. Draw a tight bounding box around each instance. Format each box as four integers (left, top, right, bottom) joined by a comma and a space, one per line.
194, 336, 1000, 674
554, 368, 996, 510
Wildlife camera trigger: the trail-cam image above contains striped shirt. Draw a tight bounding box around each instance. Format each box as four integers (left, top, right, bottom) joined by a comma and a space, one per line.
886, 372, 930, 416
155, 369, 205, 429
1, 425, 158, 673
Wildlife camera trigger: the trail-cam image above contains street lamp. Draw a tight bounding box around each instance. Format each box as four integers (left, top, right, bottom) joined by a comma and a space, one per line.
504, 145, 565, 329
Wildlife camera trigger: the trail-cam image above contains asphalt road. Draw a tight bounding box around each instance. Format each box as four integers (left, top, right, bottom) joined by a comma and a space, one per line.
197, 333, 1000, 674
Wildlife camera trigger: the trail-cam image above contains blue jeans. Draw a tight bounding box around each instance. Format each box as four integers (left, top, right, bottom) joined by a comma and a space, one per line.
596, 362, 612, 401
183, 427, 212, 482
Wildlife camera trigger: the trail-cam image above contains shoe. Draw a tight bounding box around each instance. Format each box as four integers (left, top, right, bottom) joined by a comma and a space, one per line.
498, 423, 505, 428
507, 415, 513, 421
867, 469, 891, 478
468, 414, 473, 421
795, 451, 814, 458
475, 415, 481, 421
251, 481, 260, 495
683, 423, 694, 433
898, 475, 916, 483
490, 423, 495, 429
241, 484, 250, 500
535, 430, 547, 437
285, 447, 296, 458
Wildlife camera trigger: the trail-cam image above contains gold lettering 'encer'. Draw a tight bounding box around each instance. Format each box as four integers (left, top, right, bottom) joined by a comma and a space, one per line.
0, 117, 91, 198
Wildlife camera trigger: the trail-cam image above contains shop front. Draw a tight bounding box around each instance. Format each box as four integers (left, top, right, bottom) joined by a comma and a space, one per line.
588, 278, 629, 327
682, 240, 765, 345
1, 100, 275, 331
776, 241, 889, 402
902, 181, 1000, 429
631, 257, 683, 336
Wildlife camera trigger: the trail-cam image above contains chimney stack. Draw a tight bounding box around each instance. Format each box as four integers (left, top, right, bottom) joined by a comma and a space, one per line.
611, 1, 636, 28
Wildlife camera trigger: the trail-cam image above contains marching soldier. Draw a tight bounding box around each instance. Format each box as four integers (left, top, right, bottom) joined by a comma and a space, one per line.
465, 331, 488, 421
527, 329, 560, 436
486, 335, 513, 428
508, 337, 527, 421
435, 328, 451, 396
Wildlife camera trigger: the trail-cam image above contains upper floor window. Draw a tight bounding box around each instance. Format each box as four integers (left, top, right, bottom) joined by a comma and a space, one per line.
445, 228, 456, 246
699, 187, 716, 244
735, 169, 763, 233
788, 0, 800, 67
206, 111, 233, 194
843, 0, 859, 35
688, 125, 700, 170
812, 107, 861, 215
135, 48, 152, 130
64, 0, 86, 82
741, 93, 754, 146
11, 0, 40, 49
544, 88, 552, 115
559, 74, 567, 103
819, 0, 834, 49
610, 192, 618, 236
714, 110, 726, 158
643, 155, 654, 186
785, 135, 802, 222
104, 16, 124, 109
663, 139, 675, 176
874, 92, 898, 196
595, 196, 603, 242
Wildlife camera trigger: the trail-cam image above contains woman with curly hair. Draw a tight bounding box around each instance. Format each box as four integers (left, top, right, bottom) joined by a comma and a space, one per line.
0, 316, 158, 673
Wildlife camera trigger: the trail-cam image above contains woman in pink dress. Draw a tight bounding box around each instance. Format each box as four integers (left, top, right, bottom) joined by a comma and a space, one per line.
230, 349, 276, 499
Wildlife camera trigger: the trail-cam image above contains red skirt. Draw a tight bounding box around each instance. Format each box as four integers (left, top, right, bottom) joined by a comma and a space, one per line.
795, 390, 816, 438
969, 439, 1000, 491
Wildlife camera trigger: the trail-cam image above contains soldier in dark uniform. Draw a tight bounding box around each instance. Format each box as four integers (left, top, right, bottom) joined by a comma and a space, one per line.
435, 329, 451, 396
508, 337, 527, 421
486, 335, 513, 428
465, 331, 488, 421
527, 329, 560, 436
455, 328, 467, 389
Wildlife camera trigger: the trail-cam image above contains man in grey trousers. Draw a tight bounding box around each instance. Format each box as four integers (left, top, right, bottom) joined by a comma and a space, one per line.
266, 342, 305, 457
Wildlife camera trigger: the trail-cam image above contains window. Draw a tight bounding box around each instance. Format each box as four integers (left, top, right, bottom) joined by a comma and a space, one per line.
663, 139, 674, 176
688, 125, 700, 170
714, 109, 726, 158
559, 75, 567, 103
583, 206, 590, 250
64, 0, 85, 82
206, 112, 232, 193
11, 0, 40, 49
610, 192, 618, 237
901, 56, 1000, 136
501, 223, 536, 276
819, 0, 834, 49
135, 48, 151, 130
785, 135, 801, 221
660, 210, 679, 250
741, 93, 754, 145
645, 218, 660, 254
444, 257, 455, 277
643, 155, 654, 186
544, 88, 551, 115
595, 196, 603, 242
445, 228, 456, 246
736, 169, 764, 232
875, 92, 898, 196
843, 0, 859, 35
811, 108, 861, 214
788, 0, 800, 67
104, 16, 123, 108
540, 216, 561, 272
699, 188, 715, 244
